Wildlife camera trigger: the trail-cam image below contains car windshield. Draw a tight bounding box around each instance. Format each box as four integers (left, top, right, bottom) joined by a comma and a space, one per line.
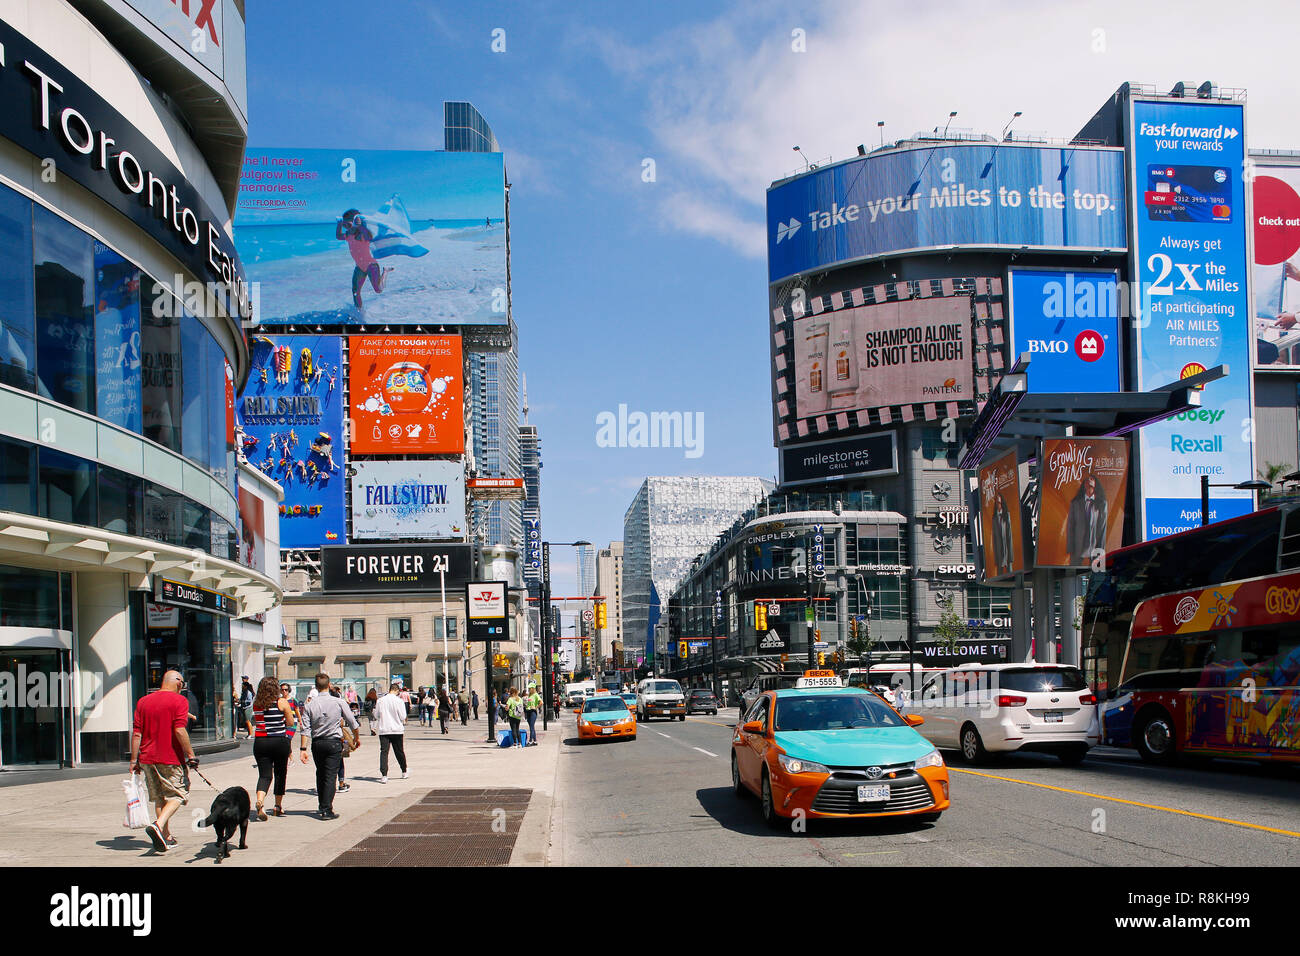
690, 689, 714, 697
772, 694, 907, 732
584, 698, 628, 713
998, 668, 1087, 693
647, 682, 681, 694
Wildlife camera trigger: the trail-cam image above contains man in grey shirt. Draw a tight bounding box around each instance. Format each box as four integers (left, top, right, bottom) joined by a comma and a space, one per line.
299, 673, 360, 819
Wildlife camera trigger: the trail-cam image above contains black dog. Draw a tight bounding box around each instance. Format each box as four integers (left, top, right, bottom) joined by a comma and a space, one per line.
200, 787, 250, 862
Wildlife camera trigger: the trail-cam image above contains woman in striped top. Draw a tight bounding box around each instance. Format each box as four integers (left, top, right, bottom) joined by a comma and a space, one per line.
252, 676, 296, 820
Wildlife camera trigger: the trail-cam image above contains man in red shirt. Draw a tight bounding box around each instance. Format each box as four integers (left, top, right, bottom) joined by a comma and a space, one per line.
130, 669, 197, 852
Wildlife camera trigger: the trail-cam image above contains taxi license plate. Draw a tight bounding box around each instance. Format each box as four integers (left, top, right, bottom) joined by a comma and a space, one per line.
1045, 711, 1063, 723
601, 727, 613, 734
857, 785, 890, 802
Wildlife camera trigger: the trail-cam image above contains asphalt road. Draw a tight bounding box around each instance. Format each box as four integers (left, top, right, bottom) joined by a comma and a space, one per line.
551, 708, 1300, 866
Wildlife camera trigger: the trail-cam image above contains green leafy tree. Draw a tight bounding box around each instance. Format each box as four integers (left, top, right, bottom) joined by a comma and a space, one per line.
1259, 462, 1290, 500
934, 611, 972, 653
845, 616, 877, 669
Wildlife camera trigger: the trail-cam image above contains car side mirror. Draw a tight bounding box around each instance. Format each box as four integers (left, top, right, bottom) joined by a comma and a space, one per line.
906, 714, 924, 726
742, 720, 765, 735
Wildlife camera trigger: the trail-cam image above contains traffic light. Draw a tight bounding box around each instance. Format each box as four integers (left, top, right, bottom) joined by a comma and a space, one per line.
678, 641, 687, 659
815, 629, 821, 642
817, 652, 825, 667
780, 653, 788, 664
595, 602, 608, 629
754, 601, 767, 632
582, 640, 591, 657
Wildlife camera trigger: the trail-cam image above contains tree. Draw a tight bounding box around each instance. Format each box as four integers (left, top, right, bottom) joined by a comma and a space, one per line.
1258, 461, 1291, 500
845, 616, 877, 669
934, 611, 972, 653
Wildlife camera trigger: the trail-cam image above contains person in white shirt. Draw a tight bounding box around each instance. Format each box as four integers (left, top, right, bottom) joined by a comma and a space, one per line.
373, 683, 410, 783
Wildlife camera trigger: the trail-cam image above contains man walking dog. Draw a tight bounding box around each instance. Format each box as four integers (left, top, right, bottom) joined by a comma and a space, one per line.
130, 669, 198, 852
298, 674, 360, 820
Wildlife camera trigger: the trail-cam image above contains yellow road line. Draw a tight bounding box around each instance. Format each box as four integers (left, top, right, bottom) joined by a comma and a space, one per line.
950, 767, 1300, 838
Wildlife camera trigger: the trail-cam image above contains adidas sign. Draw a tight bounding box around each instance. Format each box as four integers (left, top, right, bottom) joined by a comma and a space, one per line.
758, 631, 786, 650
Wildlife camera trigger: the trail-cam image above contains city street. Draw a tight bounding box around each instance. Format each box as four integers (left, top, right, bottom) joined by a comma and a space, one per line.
551, 710, 1300, 866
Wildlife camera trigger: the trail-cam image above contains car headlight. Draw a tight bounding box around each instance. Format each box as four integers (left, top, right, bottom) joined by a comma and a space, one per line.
913, 749, 944, 770
777, 754, 830, 775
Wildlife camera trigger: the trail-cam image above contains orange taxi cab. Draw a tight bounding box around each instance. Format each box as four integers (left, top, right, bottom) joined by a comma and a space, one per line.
575, 691, 637, 742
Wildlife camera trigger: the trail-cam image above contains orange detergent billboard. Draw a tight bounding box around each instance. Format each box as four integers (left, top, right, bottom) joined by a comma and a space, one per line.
348, 335, 464, 454
978, 449, 1025, 582
1036, 437, 1128, 568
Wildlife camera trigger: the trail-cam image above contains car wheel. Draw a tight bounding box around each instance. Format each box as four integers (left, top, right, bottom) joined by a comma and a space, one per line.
1135, 709, 1177, 764
960, 724, 987, 764
679, 714, 686, 722
731, 753, 745, 796
760, 769, 781, 829
1058, 746, 1088, 766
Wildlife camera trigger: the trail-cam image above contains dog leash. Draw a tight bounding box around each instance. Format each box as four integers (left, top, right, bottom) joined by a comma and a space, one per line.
188, 761, 219, 792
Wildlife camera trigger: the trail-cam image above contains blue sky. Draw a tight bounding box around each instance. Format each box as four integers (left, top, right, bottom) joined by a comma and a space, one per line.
246, 0, 1299, 599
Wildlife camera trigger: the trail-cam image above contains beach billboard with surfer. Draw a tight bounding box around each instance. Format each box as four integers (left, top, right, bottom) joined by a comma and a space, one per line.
237, 333, 345, 548
348, 334, 464, 455
236, 148, 506, 326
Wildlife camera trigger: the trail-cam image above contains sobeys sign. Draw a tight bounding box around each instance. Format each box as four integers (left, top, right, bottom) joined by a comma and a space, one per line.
0, 21, 250, 320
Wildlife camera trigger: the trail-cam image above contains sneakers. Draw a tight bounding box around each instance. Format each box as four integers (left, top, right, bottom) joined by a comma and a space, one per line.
337, 783, 351, 793
379, 775, 388, 784
145, 822, 167, 852
318, 810, 339, 820
401, 770, 410, 779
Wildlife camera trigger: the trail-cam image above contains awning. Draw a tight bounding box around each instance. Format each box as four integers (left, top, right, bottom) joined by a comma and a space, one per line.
424, 652, 465, 662
288, 655, 325, 665
334, 654, 372, 663
381, 653, 417, 663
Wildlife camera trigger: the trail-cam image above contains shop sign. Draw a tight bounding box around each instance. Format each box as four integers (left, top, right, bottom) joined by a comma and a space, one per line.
153, 577, 234, 616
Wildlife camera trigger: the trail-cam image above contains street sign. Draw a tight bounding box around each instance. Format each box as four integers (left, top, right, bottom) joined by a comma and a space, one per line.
582, 608, 594, 623
813, 642, 829, 650
804, 607, 814, 624
768, 603, 781, 617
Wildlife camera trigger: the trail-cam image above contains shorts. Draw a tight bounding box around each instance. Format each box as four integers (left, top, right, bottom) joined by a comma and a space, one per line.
141, 763, 189, 805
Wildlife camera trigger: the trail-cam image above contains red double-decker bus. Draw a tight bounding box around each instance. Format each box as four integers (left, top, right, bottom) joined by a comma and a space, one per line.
1083, 504, 1300, 764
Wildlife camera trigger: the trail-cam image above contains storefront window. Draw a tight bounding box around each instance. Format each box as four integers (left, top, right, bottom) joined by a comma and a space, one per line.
180, 313, 209, 470
33, 206, 95, 413
39, 448, 96, 527
342, 661, 367, 680
135, 593, 232, 744
0, 564, 65, 628
98, 465, 143, 537
0, 187, 35, 392
0, 437, 36, 515
141, 283, 182, 452
92, 243, 143, 433
296, 662, 320, 679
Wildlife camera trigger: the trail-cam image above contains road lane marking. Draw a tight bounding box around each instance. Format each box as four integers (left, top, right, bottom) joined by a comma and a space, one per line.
698, 720, 736, 728
950, 767, 1300, 839
842, 850, 901, 858
693, 747, 719, 758
657, 732, 670, 738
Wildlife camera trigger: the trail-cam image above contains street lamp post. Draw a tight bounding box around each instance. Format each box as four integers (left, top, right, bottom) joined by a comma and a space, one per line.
540, 539, 591, 730
1200, 476, 1271, 526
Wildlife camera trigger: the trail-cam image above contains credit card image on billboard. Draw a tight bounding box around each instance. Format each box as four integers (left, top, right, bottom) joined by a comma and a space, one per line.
1143, 164, 1233, 224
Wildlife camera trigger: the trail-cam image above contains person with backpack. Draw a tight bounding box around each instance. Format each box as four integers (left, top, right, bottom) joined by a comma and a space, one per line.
505, 687, 526, 748
437, 684, 453, 735
236, 677, 255, 739
458, 686, 471, 725
523, 683, 542, 746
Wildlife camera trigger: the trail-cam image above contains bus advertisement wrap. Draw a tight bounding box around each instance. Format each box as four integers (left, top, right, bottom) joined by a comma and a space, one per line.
1128, 99, 1255, 539
767, 143, 1127, 284
236, 149, 506, 327
978, 449, 1026, 582
238, 334, 345, 548
1007, 268, 1122, 393
1252, 163, 1300, 369
1037, 437, 1129, 568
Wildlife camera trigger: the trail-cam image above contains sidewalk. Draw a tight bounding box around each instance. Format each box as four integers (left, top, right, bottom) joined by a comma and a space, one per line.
0, 714, 561, 867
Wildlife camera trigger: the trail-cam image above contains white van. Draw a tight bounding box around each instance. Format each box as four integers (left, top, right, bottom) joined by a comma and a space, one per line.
636, 678, 686, 721
916, 663, 1100, 764
564, 681, 596, 706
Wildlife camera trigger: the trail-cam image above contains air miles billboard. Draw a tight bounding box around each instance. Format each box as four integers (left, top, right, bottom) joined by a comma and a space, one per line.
1007, 268, 1121, 393
236, 149, 506, 326
1128, 99, 1254, 539
238, 334, 345, 548
766, 144, 1127, 284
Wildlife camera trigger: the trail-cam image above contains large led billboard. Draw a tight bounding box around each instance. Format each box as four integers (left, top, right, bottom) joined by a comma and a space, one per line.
791, 296, 970, 421
237, 149, 506, 326
238, 334, 345, 548
1128, 100, 1254, 539
1252, 164, 1300, 369
1007, 268, 1122, 393
348, 335, 464, 455
350, 460, 466, 540
767, 143, 1127, 284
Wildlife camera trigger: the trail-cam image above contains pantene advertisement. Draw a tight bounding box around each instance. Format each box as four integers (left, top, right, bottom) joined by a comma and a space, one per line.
348, 335, 464, 454
978, 449, 1026, 582
1036, 438, 1129, 568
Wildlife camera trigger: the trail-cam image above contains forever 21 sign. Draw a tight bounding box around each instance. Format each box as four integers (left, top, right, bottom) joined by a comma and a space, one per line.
321, 544, 473, 593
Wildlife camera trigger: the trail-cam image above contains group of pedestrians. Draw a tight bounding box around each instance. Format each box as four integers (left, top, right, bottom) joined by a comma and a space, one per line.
412, 684, 478, 732
495, 684, 542, 748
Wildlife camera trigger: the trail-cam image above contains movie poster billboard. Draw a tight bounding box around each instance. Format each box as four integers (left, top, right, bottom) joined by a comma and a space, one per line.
1128, 99, 1254, 538
791, 296, 970, 420
235, 149, 506, 326
350, 460, 466, 540
238, 334, 344, 548
238, 488, 266, 573
348, 335, 464, 455
978, 449, 1026, 582
1036, 438, 1129, 568
1253, 164, 1300, 370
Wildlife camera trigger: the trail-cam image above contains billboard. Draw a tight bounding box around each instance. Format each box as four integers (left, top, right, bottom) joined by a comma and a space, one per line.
1036, 438, 1129, 568
766, 143, 1127, 283
1128, 100, 1254, 539
779, 432, 897, 487
236, 149, 505, 326
238, 334, 345, 548
1252, 164, 1300, 369
1007, 268, 1121, 393
321, 544, 474, 593
350, 460, 466, 540
348, 335, 464, 454
237, 486, 266, 573
791, 297, 970, 420
977, 449, 1026, 582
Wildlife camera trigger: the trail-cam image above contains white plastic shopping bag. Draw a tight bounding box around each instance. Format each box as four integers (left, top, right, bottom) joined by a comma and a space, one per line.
122, 775, 149, 829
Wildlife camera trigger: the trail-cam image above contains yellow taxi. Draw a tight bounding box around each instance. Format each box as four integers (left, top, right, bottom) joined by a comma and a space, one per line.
575, 691, 637, 742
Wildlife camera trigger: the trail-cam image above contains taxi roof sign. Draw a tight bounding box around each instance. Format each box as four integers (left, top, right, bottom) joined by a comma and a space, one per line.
795, 670, 843, 688
803, 669, 835, 678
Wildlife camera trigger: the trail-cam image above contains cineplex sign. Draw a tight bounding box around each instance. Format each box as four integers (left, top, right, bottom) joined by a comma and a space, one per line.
0, 21, 250, 319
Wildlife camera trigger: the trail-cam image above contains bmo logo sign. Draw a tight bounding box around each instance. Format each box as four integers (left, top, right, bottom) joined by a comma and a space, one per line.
1074, 330, 1104, 362
1009, 268, 1121, 394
